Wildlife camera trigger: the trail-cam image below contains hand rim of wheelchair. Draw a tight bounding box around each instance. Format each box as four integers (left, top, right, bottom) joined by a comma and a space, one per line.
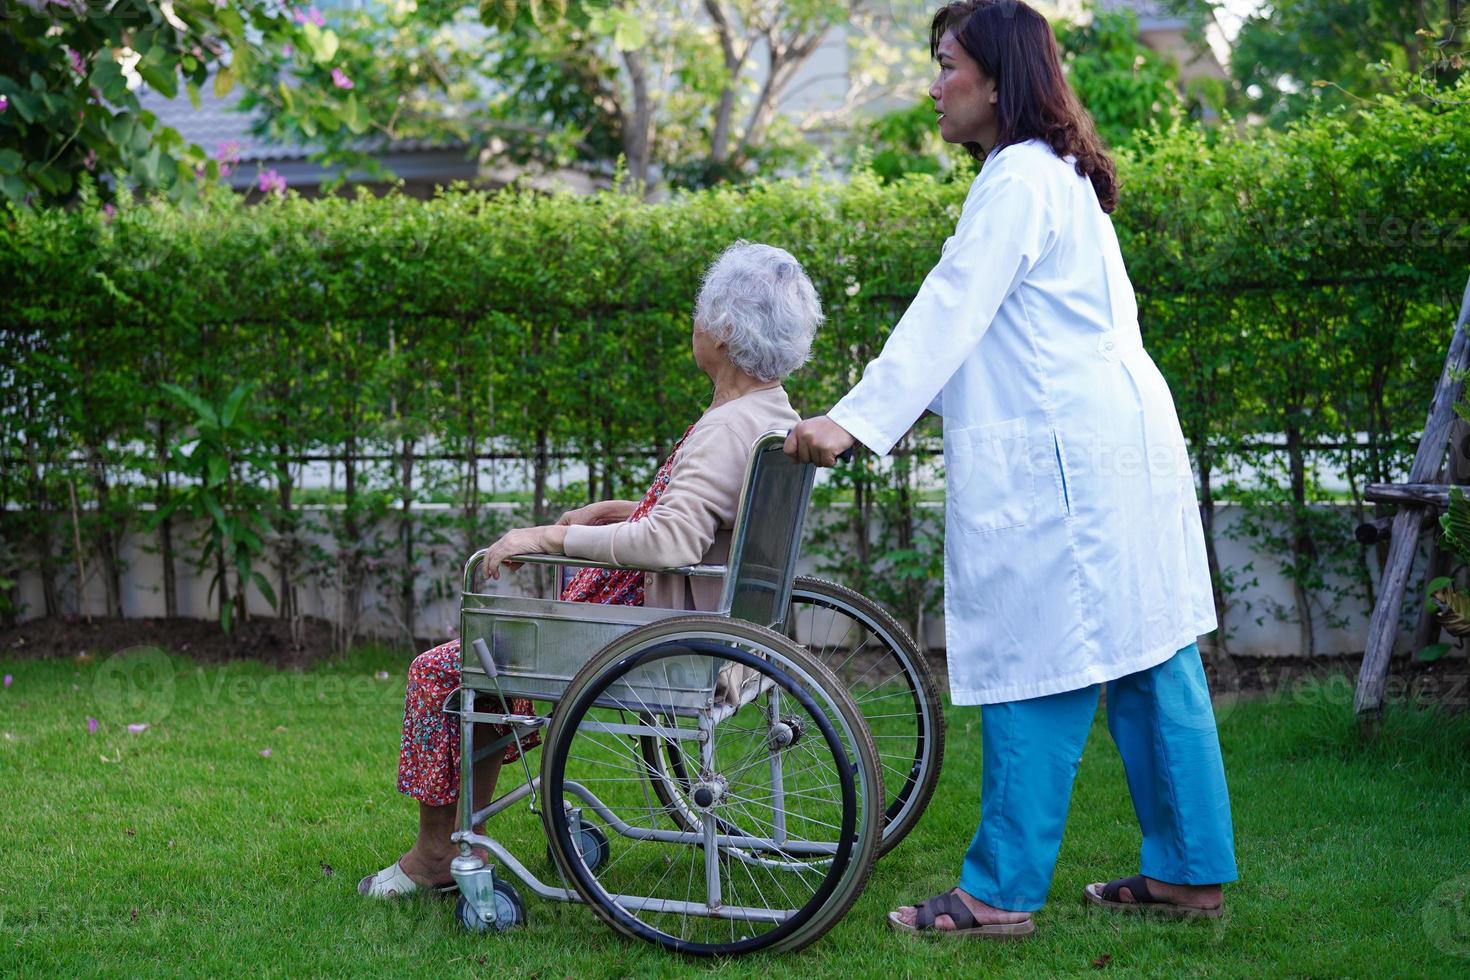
639, 577, 944, 859
540, 618, 883, 957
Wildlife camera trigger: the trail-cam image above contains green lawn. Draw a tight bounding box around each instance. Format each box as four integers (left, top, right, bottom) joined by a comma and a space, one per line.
2, 646, 1468, 978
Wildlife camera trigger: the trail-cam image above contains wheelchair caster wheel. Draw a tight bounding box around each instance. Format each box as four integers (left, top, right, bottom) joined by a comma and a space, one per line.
546, 823, 609, 873
455, 879, 525, 933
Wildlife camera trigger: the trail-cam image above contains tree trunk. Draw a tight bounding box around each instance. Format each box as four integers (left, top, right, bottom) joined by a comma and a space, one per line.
1285, 420, 1318, 656
155, 421, 178, 619
703, 0, 749, 166
1344, 463, 1377, 611
1197, 449, 1230, 657
459, 372, 482, 558
399, 427, 416, 643
215, 532, 231, 632
620, 49, 655, 188
342, 421, 361, 651
894, 440, 923, 644
533, 428, 549, 527
25, 439, 59, 617
729, 29, 828, 167
275, 440, 294, 621
600, 413, 617, 501
86, 444, 124, 619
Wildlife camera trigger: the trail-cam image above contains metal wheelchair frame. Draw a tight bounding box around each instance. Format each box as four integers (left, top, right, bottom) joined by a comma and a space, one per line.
442, 429, 937, 955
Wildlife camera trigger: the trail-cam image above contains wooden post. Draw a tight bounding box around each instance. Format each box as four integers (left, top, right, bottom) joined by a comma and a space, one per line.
1410, 419, 1470, 654
1354, 276, 1470, 716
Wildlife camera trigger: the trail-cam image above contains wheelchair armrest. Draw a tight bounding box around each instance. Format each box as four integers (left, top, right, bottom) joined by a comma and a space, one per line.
506, 553, 728, 578
462, 547, 725, 594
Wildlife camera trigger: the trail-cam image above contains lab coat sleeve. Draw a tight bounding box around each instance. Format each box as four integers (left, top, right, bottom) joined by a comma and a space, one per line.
827, 170, 1053, 456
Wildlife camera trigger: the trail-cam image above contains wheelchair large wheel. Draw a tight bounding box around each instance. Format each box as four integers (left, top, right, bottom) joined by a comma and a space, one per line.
541, 617, 883, 957
641, 578, 943, 858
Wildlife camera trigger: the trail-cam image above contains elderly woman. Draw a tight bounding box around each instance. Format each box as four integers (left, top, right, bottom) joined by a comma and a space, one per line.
360, 241, 821, 898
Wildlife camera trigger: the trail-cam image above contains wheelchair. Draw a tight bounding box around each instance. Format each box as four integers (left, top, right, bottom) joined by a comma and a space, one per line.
447, 431, 945, 955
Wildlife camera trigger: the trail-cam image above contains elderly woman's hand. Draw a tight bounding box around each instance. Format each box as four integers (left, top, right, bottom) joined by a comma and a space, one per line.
556, 500, 638, 527
482, 525, 569, 579
785, 416, 857, 468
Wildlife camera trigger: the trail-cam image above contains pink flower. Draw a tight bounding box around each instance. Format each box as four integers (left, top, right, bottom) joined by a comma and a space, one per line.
83, 148, 96, 171
292, 6, 325, 27
215, 140, 241, 164
257, 169, 287, 196
330, 68, 353, 90
127, 723, 149, 734
3, 674, 11, 688
282, 44, 295, 58
87, 717, 99, 734
67, 48, 86, 76
102, 202, 116, 220
0, 95, 9, 113
259, 747, 273, 758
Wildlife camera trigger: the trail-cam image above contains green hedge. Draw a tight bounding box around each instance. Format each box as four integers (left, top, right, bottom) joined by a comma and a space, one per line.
4, 82, 1469, 650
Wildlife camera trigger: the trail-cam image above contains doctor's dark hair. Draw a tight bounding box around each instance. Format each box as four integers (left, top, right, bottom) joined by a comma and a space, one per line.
930, 0, 1119, 213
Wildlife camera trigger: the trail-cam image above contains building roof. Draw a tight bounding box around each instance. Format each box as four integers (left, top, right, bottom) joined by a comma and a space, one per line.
1093, 0, 1189, 32
133, 78, 470, 189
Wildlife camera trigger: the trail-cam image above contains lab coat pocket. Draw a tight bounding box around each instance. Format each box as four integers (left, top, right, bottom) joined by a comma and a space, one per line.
945, 417, 1035, 534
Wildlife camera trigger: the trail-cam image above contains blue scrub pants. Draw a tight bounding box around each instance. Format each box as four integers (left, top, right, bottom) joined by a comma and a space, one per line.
961, 642, 1238, 912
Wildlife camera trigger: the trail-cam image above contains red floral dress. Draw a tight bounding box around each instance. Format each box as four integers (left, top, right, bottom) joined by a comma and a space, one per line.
396, 427, 695, 806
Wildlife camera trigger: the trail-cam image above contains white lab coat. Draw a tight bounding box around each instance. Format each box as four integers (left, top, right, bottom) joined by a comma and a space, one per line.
828, 139, 1217, 705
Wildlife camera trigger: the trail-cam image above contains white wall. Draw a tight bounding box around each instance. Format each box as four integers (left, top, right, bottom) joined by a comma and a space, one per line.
10, 502, 1436, 660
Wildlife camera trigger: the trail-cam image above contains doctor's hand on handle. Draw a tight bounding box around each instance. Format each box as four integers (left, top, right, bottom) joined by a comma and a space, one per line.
784, 416, 857, 468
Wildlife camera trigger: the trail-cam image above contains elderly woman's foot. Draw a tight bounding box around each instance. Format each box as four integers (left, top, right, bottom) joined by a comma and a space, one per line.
890, 887, 1031, 931
397, 844, 460, 889
359, 844, 490, 899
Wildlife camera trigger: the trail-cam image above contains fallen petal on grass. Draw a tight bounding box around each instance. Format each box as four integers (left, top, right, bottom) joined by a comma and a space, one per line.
3, 674, 12, 688
375, 671, 390, 681
87, 717, 99, 734
259, 747, 272, 758
127, 723, 149, 734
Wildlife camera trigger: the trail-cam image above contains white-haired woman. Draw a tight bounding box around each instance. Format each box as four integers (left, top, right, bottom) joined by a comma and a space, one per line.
360, 241, 823, 898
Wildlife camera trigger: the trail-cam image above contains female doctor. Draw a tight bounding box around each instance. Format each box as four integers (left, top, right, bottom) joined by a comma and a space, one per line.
787, 0, 1238, 939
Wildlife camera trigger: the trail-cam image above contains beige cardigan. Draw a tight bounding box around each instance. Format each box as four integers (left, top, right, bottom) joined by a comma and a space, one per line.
562, 386, 800, 610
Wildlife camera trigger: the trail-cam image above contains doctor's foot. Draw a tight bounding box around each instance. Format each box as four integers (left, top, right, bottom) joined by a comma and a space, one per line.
889, 887, 1033, 934
1084, 875, 1224, 919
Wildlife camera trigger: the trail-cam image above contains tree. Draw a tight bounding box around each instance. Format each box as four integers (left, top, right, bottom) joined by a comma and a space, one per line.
850, 2, 1190, 184
1165, 0, 1466, 123
1, 2, 288, 205
1054, 5, 1185, 147
244, 0, 937, 191
0, 0, 601, 206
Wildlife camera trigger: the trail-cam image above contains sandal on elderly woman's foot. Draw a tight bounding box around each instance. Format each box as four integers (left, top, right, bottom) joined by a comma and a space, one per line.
887, 890, 1035, 940
1084, 875, 1223, 919
357, 860, 457, 900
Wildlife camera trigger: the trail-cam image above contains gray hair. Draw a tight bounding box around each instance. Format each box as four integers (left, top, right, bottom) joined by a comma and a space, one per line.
693, 241, 824, 382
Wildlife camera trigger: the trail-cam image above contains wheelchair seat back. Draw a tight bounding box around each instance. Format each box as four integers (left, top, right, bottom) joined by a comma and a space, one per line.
717, 430, 816, 631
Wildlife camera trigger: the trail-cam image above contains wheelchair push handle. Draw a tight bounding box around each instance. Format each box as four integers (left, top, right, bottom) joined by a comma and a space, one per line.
783, 426, 856, 465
